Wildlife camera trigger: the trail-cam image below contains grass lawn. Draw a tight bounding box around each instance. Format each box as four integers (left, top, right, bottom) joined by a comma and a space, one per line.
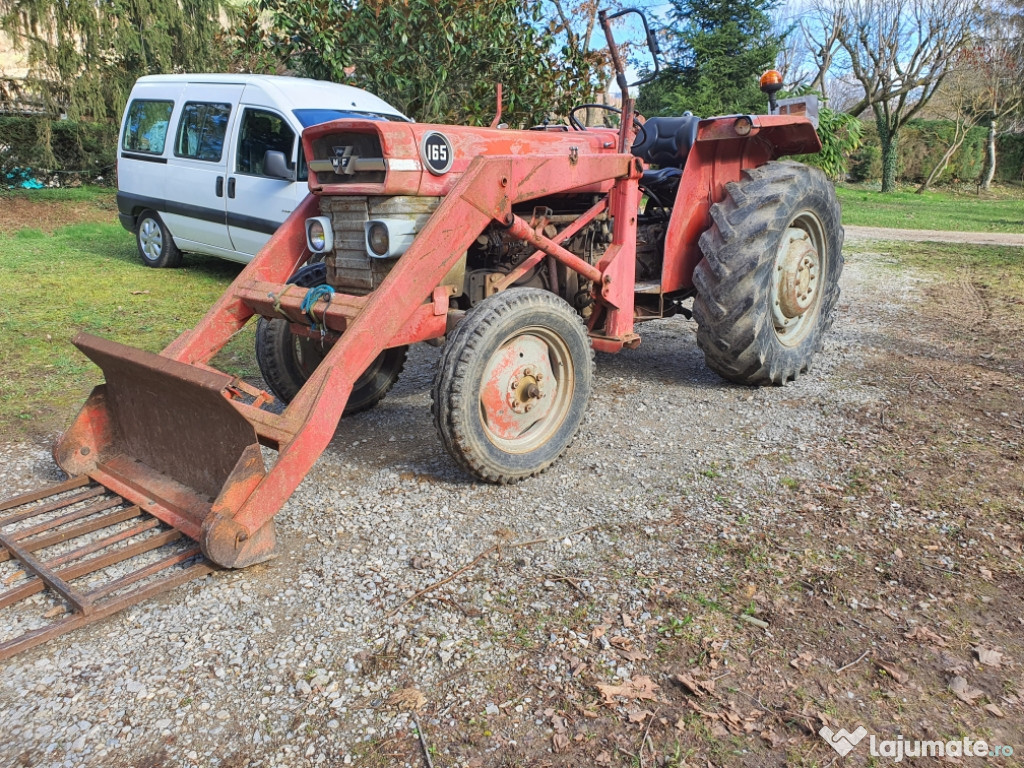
836, 182, 1024, 232
0, 188, 255, 440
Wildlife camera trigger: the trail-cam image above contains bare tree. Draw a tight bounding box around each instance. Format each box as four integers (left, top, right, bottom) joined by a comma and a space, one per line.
807, 0, 976, 191
799, 2, 846, 95
918, 10, 1024, 191
976, 4, 1024, 188
545, 0, 622, 114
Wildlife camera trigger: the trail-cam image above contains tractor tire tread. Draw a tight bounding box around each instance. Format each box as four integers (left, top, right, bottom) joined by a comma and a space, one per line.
255, 263, 406, 415
693, 161, 844, 385
431, 288, 594, 484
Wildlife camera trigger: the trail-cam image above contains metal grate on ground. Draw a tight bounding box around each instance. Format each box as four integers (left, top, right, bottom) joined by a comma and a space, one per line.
0, 476, 215, 661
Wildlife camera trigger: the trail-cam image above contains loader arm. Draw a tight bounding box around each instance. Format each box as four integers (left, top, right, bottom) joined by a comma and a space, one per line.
55, 151, 634, 568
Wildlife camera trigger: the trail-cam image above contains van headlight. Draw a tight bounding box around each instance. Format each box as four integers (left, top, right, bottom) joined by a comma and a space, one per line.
305, 216, 333, 253
364, 219, 416, 259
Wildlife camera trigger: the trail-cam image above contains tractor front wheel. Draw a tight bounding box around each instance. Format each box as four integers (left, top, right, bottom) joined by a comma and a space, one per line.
692, 161, 843, 385
255, 263, 407, 415
432, 288, 594, 484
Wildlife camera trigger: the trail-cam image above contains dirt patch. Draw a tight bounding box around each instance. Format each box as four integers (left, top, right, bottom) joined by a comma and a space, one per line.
0, 195, 118, 234
395, 250, 1024, 767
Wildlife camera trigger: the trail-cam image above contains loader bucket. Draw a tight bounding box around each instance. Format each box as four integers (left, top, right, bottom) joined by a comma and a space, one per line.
54, 333, 275, 567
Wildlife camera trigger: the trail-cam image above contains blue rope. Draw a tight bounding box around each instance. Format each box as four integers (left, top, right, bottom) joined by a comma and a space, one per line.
300, 284, 335, 331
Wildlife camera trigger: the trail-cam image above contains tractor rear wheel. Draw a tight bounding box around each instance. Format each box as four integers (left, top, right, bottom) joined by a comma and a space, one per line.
692, 161, 843, 385
255, 264, 407, 415
432, 288, 594, 484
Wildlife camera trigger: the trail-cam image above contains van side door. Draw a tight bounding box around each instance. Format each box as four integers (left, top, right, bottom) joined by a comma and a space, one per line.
161, 84, 242, 254
225, 106, 301, 258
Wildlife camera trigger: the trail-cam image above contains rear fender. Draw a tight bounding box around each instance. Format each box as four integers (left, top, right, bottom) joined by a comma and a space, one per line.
659, 115, 820, 293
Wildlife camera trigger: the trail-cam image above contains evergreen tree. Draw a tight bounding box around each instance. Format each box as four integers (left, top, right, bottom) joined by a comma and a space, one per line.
0, 0, 227, 121
637, 0, 782, 118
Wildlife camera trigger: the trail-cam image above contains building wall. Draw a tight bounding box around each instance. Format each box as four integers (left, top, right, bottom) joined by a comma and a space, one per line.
0, 32, 29, 79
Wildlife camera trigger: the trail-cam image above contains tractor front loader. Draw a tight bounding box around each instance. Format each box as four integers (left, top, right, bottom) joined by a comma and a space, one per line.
0, 8, 842, 659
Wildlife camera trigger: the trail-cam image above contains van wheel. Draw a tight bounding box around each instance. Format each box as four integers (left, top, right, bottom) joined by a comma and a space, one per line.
136, 210, 182, 268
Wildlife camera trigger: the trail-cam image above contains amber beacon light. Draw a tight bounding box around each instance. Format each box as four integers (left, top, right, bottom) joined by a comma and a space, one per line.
760, 70, 784, 113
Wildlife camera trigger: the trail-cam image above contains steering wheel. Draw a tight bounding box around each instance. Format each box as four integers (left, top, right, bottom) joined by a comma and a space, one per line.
568, 103, 648, 146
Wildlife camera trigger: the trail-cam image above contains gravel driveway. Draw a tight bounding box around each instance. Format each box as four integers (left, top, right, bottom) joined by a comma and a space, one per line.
1, 245, 1020, 768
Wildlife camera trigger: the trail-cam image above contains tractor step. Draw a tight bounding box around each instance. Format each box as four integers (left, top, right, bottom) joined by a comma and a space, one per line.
0, 477, 215, 662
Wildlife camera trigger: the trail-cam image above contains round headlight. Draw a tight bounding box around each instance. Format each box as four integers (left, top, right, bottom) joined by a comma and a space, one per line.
308, 220, 326, 252
367, 222, 390, 257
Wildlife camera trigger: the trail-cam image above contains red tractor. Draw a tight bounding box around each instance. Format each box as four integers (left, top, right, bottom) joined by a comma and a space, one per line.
7, 9, 841, 582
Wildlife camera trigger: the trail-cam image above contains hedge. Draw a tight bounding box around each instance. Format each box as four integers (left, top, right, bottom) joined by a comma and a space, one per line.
848, 120, 1024, 185
0, 117, 118, 186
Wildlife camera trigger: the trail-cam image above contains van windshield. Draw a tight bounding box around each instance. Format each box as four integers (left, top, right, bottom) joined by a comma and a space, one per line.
293, 109, 408, 127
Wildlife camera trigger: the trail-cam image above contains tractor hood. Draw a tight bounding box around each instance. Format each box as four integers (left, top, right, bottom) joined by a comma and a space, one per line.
302, 120, 621, 198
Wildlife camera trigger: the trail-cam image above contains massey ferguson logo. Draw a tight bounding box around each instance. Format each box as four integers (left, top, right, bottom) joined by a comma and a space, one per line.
331, 146, 354, 175
420, 131, 453, 175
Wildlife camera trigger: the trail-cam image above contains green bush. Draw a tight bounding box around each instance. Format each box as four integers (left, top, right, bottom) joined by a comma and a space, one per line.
847, 119, 1023, 185
0, 117, 117, 186
997, 134, 1024, 182
848, 142, 881, 183
898, 121, 988, 183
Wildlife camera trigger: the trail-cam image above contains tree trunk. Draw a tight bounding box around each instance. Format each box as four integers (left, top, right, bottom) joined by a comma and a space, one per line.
917, 123, 969, 193
980, 119, 997, 191
877, 115, 899, 193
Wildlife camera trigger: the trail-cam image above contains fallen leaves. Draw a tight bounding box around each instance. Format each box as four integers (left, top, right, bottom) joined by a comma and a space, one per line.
551, 731, 569, 752
905, 626, 948, 646
626, 707, 652, 724
789, 651, 815, 670
973, 646, 1003, 668
673, 672, 715, 698
609, 635, 648, 662
949, 676, 985, 705
595, 676, 660, 706
761, 729, 784, 748
386, 687, 426, 711
874, 659, 909, 684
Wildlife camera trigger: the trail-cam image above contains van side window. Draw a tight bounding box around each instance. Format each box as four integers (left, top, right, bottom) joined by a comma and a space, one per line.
175, 102, 231, 162
236, 108, 296, 177
122, 100, 174, 155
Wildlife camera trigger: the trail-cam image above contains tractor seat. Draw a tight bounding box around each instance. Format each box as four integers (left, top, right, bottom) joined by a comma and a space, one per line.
631, 115, 700, 169
639, 167, 683, 202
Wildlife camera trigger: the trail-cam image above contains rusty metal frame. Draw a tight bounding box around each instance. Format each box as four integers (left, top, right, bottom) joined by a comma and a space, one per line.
0, 482, 213, 661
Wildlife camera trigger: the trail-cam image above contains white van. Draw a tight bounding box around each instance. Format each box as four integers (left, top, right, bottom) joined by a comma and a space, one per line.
116, 74, 410, 267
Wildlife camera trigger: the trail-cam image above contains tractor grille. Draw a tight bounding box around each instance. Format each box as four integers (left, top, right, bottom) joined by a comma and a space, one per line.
320, 195, 441, 292
309, 132, 385, 185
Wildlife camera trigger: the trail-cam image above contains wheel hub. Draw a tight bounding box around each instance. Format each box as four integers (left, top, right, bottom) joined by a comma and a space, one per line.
140, 219, 163, 259
481, 335, 558, 441
508, 365, 545, 414
772, 228, 820, 329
